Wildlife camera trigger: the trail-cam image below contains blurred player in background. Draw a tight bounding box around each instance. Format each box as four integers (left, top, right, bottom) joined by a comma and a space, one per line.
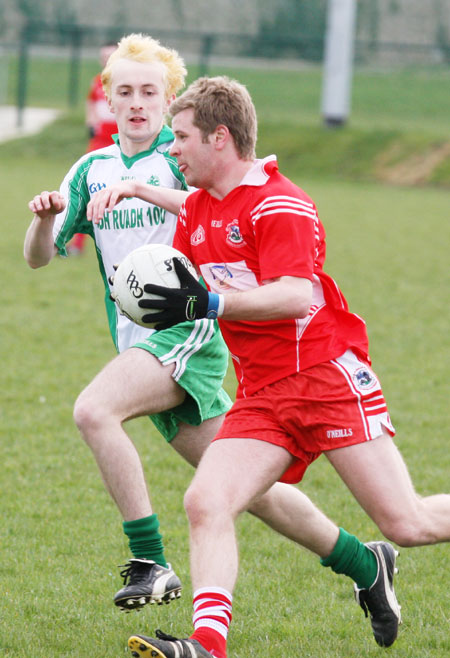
125, 76, 450, 658
68, 42, 118, 255
86, 42, 119, 151
25, 34, 401, 651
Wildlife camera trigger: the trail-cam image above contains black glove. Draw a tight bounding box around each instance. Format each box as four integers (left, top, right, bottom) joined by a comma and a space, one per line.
138, 258, 213, 329
108, 264, 118, 301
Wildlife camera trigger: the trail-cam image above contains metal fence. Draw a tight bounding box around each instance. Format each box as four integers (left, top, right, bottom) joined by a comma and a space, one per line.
1, 0, 449, 122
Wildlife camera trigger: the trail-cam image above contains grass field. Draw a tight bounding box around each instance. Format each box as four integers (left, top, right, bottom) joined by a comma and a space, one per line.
1, 61, 449, 657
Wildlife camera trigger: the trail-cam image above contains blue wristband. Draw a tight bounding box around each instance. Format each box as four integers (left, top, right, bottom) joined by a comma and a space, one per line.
206, 292, 224, 319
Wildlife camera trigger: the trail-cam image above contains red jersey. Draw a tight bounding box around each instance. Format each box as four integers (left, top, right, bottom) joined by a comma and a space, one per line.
174, 156, 369, 398
87, 74, 117, 149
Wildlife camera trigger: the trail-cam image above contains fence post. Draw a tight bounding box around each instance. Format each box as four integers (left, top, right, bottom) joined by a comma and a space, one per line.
17, 24, 30, 128
199, 35, 214, 77
68, 26, 82, 108
321, 0, 357, 127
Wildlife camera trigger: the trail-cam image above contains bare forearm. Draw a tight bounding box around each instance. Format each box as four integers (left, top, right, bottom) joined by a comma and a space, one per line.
133, 181, 189, 215
24, 216, 57, 268
138, 267, 312, 327
221, 277, 313, 322
87, 180, 190, 223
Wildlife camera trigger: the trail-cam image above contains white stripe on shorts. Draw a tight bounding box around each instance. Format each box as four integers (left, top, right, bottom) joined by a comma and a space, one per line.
158, 319, 215, 380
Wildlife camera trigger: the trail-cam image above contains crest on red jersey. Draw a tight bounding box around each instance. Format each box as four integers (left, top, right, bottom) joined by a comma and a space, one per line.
226, 220, 245, 246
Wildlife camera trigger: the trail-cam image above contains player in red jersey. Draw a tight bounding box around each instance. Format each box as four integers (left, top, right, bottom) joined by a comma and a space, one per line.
126, 76, 450, 658
85, 43, 118, 151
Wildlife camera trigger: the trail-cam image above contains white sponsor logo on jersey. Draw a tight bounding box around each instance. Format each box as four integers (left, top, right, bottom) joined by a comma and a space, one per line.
191, 224, 205, 245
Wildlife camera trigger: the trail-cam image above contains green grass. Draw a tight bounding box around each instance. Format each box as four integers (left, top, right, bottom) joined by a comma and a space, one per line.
5, 55, 100, 110
1, 68, 449, 656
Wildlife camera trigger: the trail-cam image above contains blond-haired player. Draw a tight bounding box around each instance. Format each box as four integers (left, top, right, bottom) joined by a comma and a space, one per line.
24, 32, 230, 610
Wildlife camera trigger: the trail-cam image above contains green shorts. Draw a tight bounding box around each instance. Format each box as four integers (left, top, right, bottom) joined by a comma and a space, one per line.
134, 318, 232, 441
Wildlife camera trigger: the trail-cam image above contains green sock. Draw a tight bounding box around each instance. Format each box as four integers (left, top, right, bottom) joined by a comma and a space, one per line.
123, 514, 168, 568
320, 527, 377, 590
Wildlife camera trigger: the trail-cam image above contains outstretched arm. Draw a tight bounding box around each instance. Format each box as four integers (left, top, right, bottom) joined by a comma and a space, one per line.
24, 190, 64, 268
137, 259, 313, 328
86, 180, 190, 223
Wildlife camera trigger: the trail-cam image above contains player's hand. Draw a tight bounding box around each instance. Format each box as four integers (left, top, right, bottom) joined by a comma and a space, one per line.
108, 264, 119, 300
86, 181, 137, 224
28, 191, 66, 219
108, 263, 119, 287
138, 258, 221, 329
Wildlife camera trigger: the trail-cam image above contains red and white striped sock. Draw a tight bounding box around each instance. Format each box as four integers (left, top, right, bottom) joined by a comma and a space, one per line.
190, 587, 233, 658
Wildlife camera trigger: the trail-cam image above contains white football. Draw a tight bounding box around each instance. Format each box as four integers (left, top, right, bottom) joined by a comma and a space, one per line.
112, 243, 198, 328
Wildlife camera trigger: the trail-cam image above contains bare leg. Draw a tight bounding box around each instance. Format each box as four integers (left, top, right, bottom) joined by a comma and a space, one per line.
73, 347, 185, 521
173, 424, 339, 558
249, 483, 339, 556
171, 416, 224, 467
184, 438, 295, 592
326, 433, 450, 546
75, 346, 338, 556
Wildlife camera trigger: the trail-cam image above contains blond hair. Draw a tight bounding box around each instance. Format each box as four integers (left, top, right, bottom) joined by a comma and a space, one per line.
169, 76, 257, 160
101, 33, 187, 100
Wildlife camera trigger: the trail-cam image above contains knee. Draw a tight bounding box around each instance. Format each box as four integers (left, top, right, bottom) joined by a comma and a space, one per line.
377, 506, 437, 547
73, 388, 105, 437
379, 520, 419, 547
184, 482, 209, 526
184, 480, 226, 528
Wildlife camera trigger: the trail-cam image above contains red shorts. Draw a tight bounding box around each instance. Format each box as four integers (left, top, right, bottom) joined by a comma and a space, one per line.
214, 350, 395, 484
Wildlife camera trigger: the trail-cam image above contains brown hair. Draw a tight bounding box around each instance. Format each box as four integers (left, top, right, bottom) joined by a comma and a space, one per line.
101, 33, 187, 101
169, 76, 257, 160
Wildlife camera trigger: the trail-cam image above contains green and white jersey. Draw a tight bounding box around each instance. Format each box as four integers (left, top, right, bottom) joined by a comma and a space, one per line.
53, 126, 187, 353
